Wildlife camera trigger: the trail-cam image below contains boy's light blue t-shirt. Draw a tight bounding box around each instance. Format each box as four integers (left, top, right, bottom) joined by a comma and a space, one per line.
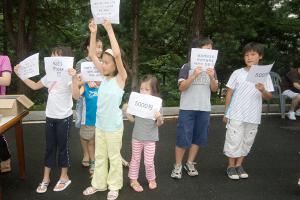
96, 77, 124, 132
82, 83, 98, 126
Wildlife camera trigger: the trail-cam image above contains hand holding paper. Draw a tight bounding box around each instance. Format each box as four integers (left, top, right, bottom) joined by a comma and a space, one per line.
190, 48, 218, 70
246, 63, 274, 84
18, 53, 40, 80
90, 0, 120, 24
127, 92, 162, 120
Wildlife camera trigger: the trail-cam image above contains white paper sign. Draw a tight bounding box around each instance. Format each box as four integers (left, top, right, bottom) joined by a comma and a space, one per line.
190, 48, 218, 70
44, 57, 74, 82
90, 0, 120, 24
81, 62, 103, 81
19, 53, 39, 80
127, 92, 162, 120
246, 63, 274, 83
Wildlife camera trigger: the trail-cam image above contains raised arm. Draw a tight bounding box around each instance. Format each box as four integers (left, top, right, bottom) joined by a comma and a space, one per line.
14, 64, 44, 90
102, 20, 127, 88
88, 20, 104, 75
68, 68, 81, 100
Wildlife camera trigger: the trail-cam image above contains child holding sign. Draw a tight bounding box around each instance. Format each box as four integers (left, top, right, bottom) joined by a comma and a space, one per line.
223, 42, 274, 180
75, 35, 103, 171
123, 75, 163, 192
14, 46, 81, 193
171, 38, 219, 179
83, 20, 127, 200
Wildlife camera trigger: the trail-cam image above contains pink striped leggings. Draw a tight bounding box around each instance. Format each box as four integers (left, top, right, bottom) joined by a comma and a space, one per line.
128, 139, 156, 181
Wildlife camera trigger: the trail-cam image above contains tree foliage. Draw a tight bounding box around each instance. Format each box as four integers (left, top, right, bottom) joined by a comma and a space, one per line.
1, 0, 299, 106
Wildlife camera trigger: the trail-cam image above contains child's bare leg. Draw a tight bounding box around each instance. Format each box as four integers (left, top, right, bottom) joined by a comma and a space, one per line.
235, 156, 245, 167
228, 157, 236, 168
175, 146, 186, 166
87, 138, 95, 161
42, 166, 51, 182
187, 144, 199, 163
60, 167, 69, 180
80, 138, 89, 166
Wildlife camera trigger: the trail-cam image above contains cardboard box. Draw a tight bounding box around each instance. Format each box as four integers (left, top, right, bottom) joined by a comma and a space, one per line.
0, 95, 34, 116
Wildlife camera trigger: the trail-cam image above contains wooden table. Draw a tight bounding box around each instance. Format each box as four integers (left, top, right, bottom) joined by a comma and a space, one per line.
0, 111, 29, 179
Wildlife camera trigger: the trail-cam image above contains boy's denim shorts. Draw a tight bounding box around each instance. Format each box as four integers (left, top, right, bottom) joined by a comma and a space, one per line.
176, 110, 210, 148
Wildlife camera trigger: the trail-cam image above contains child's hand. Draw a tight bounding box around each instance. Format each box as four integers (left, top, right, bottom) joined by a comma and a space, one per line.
255, 83, 266, 93
89, 20, 97, 33
68, 68, 77, 77
154, 111, 161, 120
14, 64, 20, 77
223, 116, 228, 124
102, 20, 113, 32
122, 103, 128, 112
206, 68, 215, 79
88, 81, 97, 88
192, 67, 201, 78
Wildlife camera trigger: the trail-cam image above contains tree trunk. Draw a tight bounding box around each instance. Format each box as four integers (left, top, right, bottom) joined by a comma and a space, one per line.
3, 0, 37, 95
131, 0, 140, 91
190, 0, 206, 40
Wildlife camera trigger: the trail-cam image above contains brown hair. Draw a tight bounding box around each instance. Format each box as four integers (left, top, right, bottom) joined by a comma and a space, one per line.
51, 46, 74, 57
140, 74, 160, 97
243, 42, 264, 56
103, 48, 129, 77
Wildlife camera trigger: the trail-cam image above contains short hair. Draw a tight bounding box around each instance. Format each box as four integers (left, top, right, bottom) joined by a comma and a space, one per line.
188, 37, 213, 60
190, 37, 213, 49
51, 46, 74, 57
82, 36, 103, 51
140, 74, 160, 97
243, 42, 264, 56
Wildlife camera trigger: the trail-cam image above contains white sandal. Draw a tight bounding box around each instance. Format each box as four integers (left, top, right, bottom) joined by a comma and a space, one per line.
107, 190, 119, 200
53, 179, 71, 192
36, 181, 49, 193
83, 186, 100, 196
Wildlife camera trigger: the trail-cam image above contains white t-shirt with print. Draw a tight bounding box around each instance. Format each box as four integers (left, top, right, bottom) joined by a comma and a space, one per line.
225, 68, 274, 124
40, 76, 73, 119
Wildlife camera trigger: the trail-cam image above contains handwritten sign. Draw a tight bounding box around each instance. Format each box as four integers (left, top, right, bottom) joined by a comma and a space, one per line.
90, 0, 120, 24
81, 62, 103, 81
44, 57, 74, 82
246, 63, 274, 83
19, 53, 39, 80
127, 92, 162, 120
190, 48, 218, 70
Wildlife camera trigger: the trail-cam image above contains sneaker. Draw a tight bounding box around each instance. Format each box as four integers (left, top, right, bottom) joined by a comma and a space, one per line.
226, 167, 239, 180
171, 164, 182, 179
236, 166, 248, 179
287, 111, 296, 120
295, 109, 300, 116
183, 162, 198, 176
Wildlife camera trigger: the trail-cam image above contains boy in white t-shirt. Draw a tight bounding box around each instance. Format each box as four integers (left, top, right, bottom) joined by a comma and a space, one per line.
223, 42, 274, 180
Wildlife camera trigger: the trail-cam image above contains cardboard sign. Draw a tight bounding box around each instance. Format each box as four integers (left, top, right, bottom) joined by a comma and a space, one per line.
44, 57, 74, 82
127, 92, 162, 120
246, 63, 274, 83
81, 62, 103, 81
190, 48, 218, 70
19, 53, 39, 80
90, 0, 120, 24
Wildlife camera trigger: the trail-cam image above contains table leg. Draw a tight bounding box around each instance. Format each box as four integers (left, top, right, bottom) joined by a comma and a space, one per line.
15, 121, 26, 179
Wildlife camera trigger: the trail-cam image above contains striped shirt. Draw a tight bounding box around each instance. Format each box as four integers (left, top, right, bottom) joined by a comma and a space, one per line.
225, 68, 274, 124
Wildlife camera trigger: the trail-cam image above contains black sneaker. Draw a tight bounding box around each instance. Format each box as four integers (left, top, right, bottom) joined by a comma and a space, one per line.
236, 166, 248, 179
226, 167, 239, 180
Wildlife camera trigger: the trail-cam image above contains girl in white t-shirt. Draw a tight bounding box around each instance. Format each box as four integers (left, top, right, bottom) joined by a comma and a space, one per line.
14, 46, 81, 193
